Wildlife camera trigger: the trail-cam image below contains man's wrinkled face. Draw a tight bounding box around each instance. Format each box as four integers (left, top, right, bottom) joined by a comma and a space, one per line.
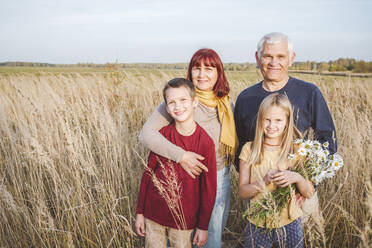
256, 41, 295, 84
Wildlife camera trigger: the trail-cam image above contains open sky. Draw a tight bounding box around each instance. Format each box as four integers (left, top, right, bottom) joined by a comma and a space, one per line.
1, 0, 371, 64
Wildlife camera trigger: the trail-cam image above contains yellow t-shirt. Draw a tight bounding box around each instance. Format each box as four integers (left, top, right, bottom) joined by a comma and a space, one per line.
239, 142, 302, 228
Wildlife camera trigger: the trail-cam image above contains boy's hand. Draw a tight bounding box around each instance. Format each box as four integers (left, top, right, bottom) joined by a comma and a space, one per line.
193, 228, 208, 247
180, 151, 207, 179
135, 214, 146, 237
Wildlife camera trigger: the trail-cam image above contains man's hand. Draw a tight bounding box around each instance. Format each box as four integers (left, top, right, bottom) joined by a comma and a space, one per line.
295, 192, 306, 208
193, 228, 208, 247
135, 214, 146, 237
179, 151, 207, 179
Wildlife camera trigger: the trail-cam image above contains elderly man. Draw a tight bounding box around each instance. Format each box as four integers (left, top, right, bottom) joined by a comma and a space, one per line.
234, 32, 337, 167
234, 32, 337, 222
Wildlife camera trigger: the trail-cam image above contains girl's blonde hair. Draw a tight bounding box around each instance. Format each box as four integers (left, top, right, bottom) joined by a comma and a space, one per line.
248, 93, 302, 167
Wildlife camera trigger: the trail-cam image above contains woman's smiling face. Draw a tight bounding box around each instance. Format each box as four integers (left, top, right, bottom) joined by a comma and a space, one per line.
191, 62, 218, 91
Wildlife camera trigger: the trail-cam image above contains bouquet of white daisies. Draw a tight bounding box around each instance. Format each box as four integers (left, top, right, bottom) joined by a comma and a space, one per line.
243, 139, 343, 228
293, 139, 343, 184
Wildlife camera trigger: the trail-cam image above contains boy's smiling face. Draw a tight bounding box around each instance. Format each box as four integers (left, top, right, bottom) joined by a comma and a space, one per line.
165, 86, 198, 123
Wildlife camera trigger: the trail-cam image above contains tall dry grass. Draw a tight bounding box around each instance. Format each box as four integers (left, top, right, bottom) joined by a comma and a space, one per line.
0, 69, 371, 247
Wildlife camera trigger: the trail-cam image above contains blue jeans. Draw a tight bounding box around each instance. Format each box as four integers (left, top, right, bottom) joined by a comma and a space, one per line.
244, 218, 304, 248
202, 166, 231, 248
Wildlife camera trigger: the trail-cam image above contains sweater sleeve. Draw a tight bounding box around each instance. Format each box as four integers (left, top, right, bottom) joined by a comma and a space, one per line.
234, 96, 245, 171
311, 88, 338, 154
136, 153, 157, 214
138, 102, 186, 162
197, 140, 217, 230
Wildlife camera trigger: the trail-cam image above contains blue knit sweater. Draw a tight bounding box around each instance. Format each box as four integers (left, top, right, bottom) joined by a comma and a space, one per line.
234, 77, 337, 170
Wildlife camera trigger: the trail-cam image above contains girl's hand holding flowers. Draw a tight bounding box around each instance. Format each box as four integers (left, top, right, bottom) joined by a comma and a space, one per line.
263, 169, 277, 185
271, 169, 300, 188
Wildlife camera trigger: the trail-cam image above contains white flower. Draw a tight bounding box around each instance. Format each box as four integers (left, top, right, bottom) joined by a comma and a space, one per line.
330, 154, 343, 171
313, 176, 320, 185
323, 141, 329, 148
325, 170, 335, 179
317, 170, 327, 183
324, 149, 330, 157
316, 150, 328, 163
314, 171, 326, 184
298, 147, 308, 156
294, 139, 303, 144
304, 140, 313, 148
312, 140, 321, 149
288, 153, 296, 160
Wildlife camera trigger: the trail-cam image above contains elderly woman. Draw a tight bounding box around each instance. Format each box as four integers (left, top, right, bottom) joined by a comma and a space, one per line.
139, 48, 237, 248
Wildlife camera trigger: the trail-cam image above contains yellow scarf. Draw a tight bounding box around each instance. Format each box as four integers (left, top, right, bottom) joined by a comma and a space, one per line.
196, 88, 238, 163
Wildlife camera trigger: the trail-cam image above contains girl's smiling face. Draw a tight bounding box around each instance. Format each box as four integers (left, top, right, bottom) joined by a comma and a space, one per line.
263, 105, 288, 143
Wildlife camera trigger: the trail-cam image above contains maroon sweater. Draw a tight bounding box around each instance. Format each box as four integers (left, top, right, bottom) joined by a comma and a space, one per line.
136, 123, 217, 230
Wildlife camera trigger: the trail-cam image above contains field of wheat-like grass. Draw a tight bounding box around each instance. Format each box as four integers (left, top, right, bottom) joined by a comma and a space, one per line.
0, 68, 371, 247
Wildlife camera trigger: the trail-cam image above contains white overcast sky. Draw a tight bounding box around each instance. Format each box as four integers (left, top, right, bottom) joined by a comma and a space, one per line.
1, 0, 371, 64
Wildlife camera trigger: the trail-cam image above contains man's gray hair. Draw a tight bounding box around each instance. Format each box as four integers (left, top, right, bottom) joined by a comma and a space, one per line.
257, 32, 294, 58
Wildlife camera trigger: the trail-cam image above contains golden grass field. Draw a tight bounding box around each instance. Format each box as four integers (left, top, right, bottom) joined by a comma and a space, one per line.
0, 67, 371, 247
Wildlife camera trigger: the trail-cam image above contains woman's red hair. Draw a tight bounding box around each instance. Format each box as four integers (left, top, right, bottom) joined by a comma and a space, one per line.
186, 48, 230, 98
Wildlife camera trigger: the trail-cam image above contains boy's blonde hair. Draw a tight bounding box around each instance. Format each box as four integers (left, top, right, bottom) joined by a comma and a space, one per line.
248, 93, 302, 167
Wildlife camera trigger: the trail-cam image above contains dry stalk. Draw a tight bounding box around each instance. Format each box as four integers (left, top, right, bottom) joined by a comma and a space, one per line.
147, 156, 187, 230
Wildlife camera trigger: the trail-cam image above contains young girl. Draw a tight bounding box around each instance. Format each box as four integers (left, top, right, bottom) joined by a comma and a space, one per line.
238, 93, 314, 248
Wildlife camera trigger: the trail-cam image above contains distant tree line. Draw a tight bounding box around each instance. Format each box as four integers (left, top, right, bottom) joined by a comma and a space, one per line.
291, 58, 372, 73
1, 58, 372, 73
0, 62, 55, 67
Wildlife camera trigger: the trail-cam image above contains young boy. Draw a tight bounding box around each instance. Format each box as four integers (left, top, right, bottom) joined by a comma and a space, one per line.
135, 78, 217, 248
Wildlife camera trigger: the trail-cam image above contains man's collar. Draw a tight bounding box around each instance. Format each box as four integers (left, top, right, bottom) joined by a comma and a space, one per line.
262, 76, 290, 92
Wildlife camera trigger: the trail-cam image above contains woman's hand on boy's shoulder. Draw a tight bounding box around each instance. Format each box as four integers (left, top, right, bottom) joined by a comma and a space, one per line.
180, 151, 207, 179
135, 214, 146, 237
